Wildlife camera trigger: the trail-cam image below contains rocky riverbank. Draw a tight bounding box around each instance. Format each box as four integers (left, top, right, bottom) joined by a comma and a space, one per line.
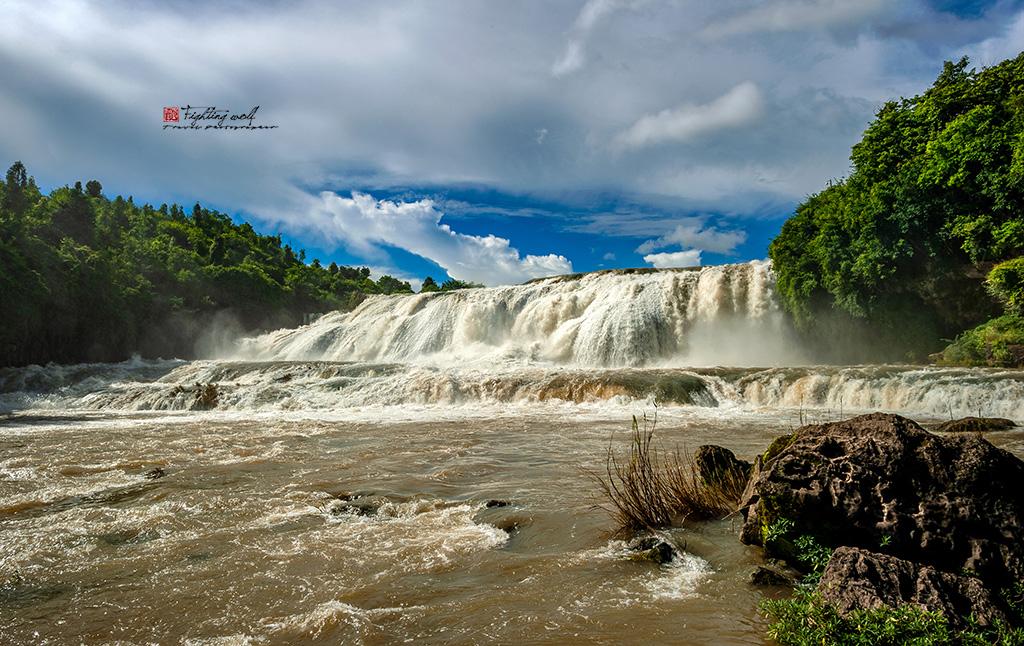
737, 413, 1024, 643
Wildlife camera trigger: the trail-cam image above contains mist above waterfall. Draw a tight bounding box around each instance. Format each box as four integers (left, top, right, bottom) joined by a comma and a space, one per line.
237, 261, 808, 368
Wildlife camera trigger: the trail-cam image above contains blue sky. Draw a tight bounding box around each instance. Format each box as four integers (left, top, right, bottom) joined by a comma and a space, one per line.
2, 0, 1023, 287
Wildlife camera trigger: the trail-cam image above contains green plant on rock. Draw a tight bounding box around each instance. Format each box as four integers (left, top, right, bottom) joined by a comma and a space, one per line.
936, 314, 1024, 367
793, 534, 832, 584
1005, 582, 1024, 626
763, 517, 794, 547
763, 588, 1024, 645
763, 433, 798, 463
759, 526, 1024, 645
765, 588, 940, 646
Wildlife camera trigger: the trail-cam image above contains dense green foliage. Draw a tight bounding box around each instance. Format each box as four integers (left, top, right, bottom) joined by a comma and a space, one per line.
0, 162, 417, 366
936, 314, 1024, 367
989, 257, 1024, 316
762, 587, 1024, 646
769, 54, 1024, 361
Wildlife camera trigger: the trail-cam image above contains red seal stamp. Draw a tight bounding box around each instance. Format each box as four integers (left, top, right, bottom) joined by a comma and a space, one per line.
163, 107, 180, 123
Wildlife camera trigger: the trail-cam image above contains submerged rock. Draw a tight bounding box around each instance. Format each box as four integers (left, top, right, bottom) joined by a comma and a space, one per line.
739, 412, 1024, 590
930, 416, 1016, 434
329, 492, 385, 517
142, 467, 166, 480
491, 517, 527, 535
484, 499, 511, 508
818, 547, 1009, 629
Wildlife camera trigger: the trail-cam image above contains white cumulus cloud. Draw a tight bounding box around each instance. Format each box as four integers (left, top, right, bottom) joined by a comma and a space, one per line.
303, 192, 572, 286
636, 220, 747, 254
643, 249, 702, 268
614, 82, 764, 150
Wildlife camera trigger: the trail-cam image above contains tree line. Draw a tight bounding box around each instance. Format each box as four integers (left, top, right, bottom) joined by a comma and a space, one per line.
0, 163, 477, 366
769, 53, 1024, 365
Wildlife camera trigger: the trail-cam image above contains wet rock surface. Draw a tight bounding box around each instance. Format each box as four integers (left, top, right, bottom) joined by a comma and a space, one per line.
626, 535, 678, 564
818, 546, 1010, 629
741, 412, 1024, 626
328, 492, 391, 517
472, 501, 528, 537
930, 416, 1016, 434
693, 444, 751, 482
750, 563, 797, 587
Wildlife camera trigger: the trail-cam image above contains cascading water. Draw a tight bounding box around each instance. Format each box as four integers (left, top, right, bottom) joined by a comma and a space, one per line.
1, 261, 1022, 419
239, 260, 796, 368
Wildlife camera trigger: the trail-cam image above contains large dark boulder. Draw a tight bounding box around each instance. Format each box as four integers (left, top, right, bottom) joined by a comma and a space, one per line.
818, 547, 1010, 629
739, 413, 1024, 590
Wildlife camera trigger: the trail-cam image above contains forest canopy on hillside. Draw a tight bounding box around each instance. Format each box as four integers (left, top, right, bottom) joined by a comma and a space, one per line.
0, 164, 421, 366
769, 53, 1024, 365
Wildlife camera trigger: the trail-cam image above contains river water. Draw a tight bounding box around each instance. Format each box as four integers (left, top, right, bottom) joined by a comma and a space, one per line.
2, 263, 1022, 644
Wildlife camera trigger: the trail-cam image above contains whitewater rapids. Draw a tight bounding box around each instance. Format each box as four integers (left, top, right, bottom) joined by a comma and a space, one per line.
1, 261, 1022, 420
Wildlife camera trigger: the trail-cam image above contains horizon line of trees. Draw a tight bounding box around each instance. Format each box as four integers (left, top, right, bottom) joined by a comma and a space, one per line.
0, 162, 481, 367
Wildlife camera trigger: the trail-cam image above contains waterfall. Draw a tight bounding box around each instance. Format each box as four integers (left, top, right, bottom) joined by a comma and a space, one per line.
2, 262, 1020, 421
239, 260, 800, 368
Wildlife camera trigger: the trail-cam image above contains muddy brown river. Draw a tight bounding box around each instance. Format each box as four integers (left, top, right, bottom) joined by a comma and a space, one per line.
2, 399, 1022, 645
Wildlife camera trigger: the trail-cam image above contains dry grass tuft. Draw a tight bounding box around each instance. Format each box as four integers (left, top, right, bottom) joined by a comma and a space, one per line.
589, 414, 748, 532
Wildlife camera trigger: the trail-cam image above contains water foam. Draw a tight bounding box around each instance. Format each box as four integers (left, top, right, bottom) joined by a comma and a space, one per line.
8, 360, 1019, 420
239, 261, 796, 368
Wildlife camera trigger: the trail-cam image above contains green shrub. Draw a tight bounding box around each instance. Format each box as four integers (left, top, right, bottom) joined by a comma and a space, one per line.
937, 314, 1024, 367
762, 588, 956, 646
989, 258, 1024, 316
769, 54, 1024, 360
762, 587, 1024, 645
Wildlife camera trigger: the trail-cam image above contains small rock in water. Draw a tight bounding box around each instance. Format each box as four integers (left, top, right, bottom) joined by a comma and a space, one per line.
931, 416, 1016, 434
694, 445, 751, 482
329, 492, 392, 517
750, 564, 795, 586
333, 499, 379, 517
493, 518, 521, 534
484, 499, 511, 508
193, 382, 219, 410
626, 535, 677, 564
143, 467, 166, 480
